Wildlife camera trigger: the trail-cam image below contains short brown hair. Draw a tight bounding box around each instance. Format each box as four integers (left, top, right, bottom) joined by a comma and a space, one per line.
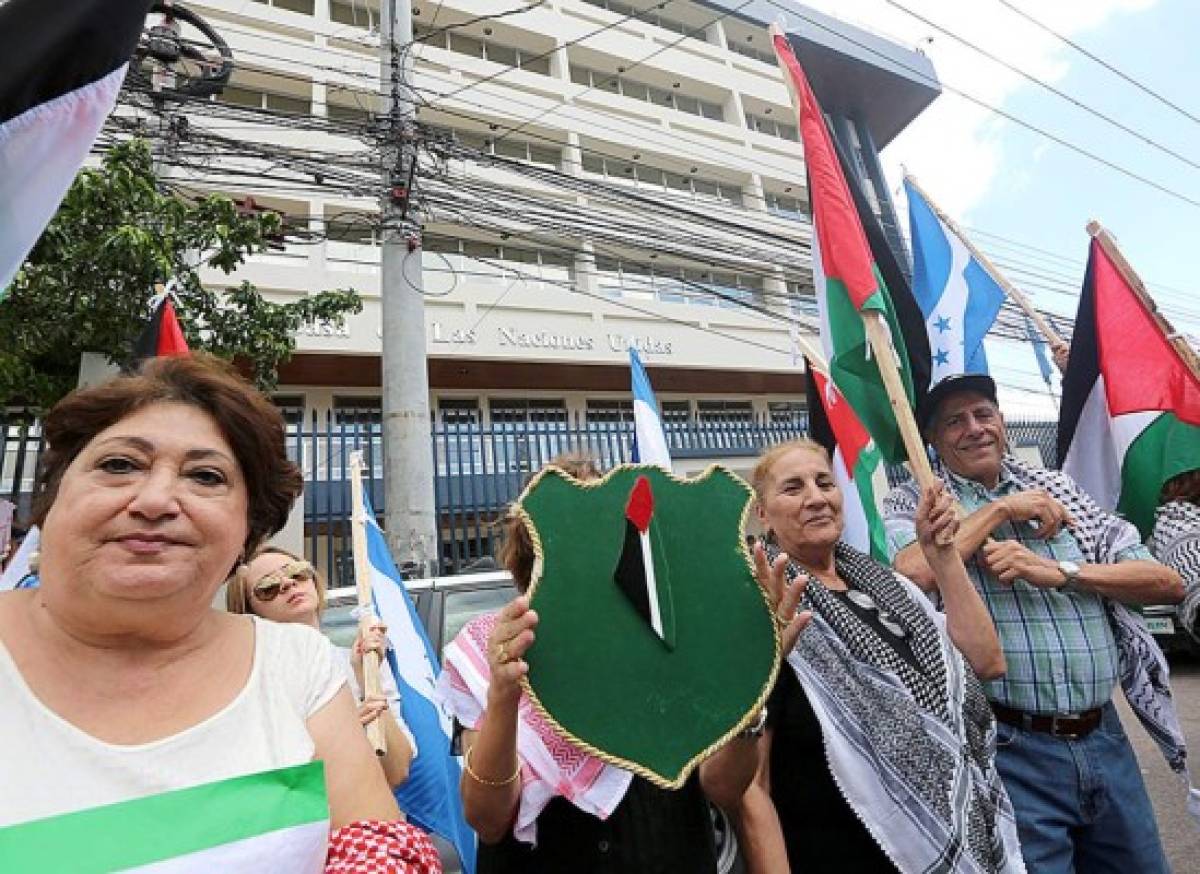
226, 544, 327, 615
751, 438, 829, 500
498, 451, 602, 592
33, 354, 302, 557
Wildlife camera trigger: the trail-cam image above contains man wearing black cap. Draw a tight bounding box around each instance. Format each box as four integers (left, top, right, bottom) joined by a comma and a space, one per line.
883, 373, 1181, 873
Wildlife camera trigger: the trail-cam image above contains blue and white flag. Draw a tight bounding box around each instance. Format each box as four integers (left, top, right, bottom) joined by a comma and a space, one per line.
904, 178, 1005, 381
629, 349, 671, 468
362, 494, 476, 874
1025, 315, 1055, 387
0, 525, 39, 591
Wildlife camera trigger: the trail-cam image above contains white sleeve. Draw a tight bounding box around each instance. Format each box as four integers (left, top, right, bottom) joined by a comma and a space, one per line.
268, 621, 348, 718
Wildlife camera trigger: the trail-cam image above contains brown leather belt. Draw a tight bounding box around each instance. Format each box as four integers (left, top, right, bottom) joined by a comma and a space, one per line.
991, 702, 1103, 740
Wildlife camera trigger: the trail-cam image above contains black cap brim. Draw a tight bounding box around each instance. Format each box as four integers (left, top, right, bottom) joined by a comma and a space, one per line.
917, 374, 998, 434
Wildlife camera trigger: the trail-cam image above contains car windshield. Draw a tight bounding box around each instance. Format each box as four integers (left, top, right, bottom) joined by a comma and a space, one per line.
443, 585, 516, 653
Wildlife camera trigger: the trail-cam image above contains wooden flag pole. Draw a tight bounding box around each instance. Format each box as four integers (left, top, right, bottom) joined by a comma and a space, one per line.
904, 174, 1064, 348
349, 450, 387, 756
1087, 220, 1200, 385
861, 311, 938, 490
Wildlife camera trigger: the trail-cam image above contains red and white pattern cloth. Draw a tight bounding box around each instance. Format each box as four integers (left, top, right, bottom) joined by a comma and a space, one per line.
326, 820, 442, 873
435, 612, 633, 844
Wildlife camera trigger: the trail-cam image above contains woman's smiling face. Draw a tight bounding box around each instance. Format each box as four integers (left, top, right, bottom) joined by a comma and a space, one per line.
756, 446, 844, 558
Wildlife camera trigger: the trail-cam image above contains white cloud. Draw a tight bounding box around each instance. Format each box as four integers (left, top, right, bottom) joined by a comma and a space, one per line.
792, 0, 1160, 221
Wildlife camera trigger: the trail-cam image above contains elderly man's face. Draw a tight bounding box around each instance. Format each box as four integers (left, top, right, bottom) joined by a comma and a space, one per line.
928, 391, 1007, 488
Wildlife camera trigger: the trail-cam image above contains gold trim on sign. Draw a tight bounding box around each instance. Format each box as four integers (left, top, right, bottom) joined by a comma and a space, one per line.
514, 462, 782, 790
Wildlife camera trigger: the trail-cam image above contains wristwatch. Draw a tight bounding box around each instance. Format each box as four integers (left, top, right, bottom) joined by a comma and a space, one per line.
1057, 560, 1081, 587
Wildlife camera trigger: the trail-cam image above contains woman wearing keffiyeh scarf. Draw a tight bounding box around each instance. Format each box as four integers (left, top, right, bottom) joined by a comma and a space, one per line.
1150, 469, 1200, 645
435, 452, 777, 874
736, 439, 1025, 874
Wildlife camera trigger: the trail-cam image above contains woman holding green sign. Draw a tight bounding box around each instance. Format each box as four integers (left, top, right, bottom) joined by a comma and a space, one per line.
740, 438, 1023, 874
438, 452, 808, 874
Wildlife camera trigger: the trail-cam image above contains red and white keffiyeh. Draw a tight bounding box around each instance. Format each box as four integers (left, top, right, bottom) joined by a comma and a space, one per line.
325, 820, 441, 873
436, 613, 633, 844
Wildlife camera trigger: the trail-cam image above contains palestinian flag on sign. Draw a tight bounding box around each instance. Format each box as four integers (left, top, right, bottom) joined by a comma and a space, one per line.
1058, 237, 1200, 536
0, 762, 330, 872
807, 361, 889, 561
0, 0, 153, 293
131, 295, 191, 363
771, 26, 927, 464
613, 475, 676, 649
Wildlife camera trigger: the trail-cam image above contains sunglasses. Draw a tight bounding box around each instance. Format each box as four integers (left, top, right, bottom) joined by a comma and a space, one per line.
251, 560, 317, 602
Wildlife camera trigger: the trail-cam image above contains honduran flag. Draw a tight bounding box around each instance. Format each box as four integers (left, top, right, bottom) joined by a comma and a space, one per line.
629, 348, 672, 469
0, 0, 152, 293
0, 762, 330, 872
806, 362, 888, 561
362, 491, 477, 874
904, 178, 1005, 381
772, 26, 927, 464
1058, 237, 1200, 536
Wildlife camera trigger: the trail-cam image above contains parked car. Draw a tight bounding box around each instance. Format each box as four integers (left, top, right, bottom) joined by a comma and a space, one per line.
1144, 604, 1200, 657
323, 570, 746, 874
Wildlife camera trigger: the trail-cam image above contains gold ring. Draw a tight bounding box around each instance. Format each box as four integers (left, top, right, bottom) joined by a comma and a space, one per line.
775, 610, 795, 627
497, 641, 509, 664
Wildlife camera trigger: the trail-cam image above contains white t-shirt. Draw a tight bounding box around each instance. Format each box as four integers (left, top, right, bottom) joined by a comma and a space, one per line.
0, 616, 346, 828
330, 644, 419, 755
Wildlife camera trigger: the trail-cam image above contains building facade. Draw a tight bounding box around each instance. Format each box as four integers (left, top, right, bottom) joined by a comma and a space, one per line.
160, 0, 939, 575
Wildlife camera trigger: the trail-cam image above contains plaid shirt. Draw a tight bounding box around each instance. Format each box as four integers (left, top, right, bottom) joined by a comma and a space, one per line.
884, 465, 1153, 715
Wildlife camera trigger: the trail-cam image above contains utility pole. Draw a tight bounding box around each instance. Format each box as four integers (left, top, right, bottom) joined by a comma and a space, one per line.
380, 0, 438, 577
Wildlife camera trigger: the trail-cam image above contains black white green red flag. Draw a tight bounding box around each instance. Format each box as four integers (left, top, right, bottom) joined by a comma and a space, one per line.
0, 0, 151, 293
771, 26, 921, 464
1058, 237, 1200, 536
806, 362, 888, 561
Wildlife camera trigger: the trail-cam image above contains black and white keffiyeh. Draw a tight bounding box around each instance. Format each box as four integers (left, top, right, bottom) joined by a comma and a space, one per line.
765, 538, 1024, 874
886, 455, 1192, 779
1150, 500, 1200, 644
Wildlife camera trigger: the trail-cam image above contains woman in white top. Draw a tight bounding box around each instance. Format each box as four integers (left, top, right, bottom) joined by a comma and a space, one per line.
227, 544, 417, 789
0, 355, 439, 873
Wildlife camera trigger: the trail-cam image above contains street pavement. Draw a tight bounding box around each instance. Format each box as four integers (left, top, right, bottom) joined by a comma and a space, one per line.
1117, 652, 1200, 871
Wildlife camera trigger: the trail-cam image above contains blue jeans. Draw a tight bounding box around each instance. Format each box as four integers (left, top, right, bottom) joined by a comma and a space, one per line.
994, 701, 1169, 873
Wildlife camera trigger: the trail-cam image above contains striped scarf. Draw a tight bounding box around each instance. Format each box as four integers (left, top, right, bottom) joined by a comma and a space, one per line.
765, 539, 1024, 874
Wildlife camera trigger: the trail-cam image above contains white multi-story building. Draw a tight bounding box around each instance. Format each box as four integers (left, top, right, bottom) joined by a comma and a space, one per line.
164, 0, 939, 573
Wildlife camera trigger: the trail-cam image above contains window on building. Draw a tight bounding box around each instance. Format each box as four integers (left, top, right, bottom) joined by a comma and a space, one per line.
215, 78, 312, 116
436, 399, 483, 474
490, 399, 569, 472
765, 191, 807, 221
579, 153, 741, 205
661, 401, 691, 425
586, 399, 634, 424
417, 25, 551, 76
787, 280, 820, 318
696, 400, 753, 423
429, 124, 561, 169
746, 112, 797, 141
329, 0, 375, 27
254, 0, 315, 14
728, 41, 777, 66
332, 398, 383, 474
569, 65, 725, 122
768, 401, 805, 426
579, 0, 705, 42
274, 395, 307, 468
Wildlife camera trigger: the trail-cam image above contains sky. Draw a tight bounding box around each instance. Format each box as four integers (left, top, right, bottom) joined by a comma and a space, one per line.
791, 0, 1198, 416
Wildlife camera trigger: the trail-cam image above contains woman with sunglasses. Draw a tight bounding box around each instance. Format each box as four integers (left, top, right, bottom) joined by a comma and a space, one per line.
228, 545, 416, 790
737, 439, 1024, 873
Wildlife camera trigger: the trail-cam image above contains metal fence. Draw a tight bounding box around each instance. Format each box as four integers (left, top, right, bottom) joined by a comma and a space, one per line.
0, 408, 1062, 583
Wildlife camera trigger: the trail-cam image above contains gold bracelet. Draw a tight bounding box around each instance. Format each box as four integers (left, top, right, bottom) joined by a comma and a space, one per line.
463, 745, 522, 788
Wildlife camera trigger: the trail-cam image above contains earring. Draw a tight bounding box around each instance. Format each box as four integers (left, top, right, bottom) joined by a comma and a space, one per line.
28, 551, 40, 573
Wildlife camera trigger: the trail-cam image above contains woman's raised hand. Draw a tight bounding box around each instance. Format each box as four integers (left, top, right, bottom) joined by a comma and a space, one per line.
351, 620, 389, 672
486, 595, 539, 705
916, 482, 959, 557
754, 542, 811, 654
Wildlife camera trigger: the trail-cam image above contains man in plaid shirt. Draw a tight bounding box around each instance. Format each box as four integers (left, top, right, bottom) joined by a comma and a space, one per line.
884, 374, 1182, 873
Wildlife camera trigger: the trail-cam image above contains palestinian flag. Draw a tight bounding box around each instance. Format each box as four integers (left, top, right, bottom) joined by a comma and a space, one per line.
1058, 237, 1200, 536
0, 0, 152, 293
613, 475, 676, 649
807, 361, 889, 561
771, 26, 926, 464
0, 762, 330, 872
132, 295, 191, 362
